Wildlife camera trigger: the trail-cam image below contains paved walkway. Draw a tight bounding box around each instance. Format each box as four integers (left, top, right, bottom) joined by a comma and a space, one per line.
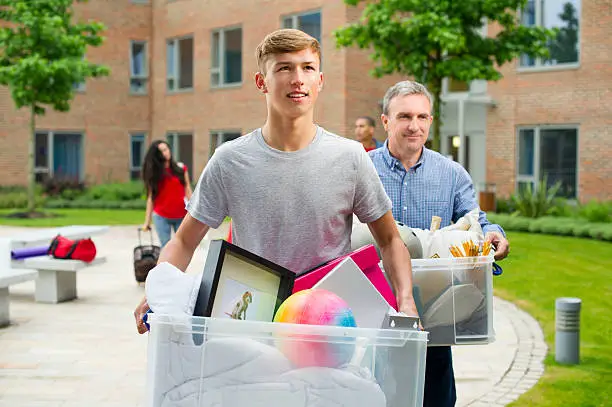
0, 226, 546, 406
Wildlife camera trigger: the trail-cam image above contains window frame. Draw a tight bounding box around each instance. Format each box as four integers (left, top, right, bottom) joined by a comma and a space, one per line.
209, 130, 241, 157
517, 0, 582, 72
280, 9, 322, 67
515, 124, 579, 198
129, 132, 146, 180
129, 40, 149, 95
210, 25, 243, 88
166, 35, 195, 93
34, 130, 85, 182
166, 131, 194, 181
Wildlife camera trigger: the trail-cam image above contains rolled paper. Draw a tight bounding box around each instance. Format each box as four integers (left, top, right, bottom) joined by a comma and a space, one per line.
430, 216, 442, 232
11, 245, 50, 260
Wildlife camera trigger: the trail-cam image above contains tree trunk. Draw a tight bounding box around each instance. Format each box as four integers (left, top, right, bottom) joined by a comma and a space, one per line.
27, 105, 36, 213
430, 78, 443, 152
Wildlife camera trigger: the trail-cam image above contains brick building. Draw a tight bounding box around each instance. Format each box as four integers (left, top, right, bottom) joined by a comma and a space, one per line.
0, 0, 609, 202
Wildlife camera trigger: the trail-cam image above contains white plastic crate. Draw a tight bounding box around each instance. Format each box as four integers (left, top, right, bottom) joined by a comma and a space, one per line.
411, 255, 495, 346
146, 314, 428, 407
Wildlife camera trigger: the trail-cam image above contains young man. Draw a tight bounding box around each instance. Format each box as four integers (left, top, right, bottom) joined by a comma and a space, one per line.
134, 29, 418, 333
369, 80, 510, 407
354, 116, 383, 152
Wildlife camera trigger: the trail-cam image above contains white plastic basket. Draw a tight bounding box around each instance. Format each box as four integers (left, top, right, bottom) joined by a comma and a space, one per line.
146, 314, 428, 407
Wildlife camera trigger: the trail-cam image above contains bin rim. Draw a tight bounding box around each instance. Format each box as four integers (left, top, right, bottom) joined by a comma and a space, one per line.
411, 254, 494, 268
147, 313, 428, 346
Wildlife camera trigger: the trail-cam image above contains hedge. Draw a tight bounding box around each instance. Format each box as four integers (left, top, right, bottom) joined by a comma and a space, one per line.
487, 213, 612, 242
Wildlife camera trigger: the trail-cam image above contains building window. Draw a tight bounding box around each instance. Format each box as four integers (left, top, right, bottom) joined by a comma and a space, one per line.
517, 127, 578, 198
73, 81, 86, 93
35, 131, 84, 182
166, 132, 193, 181
211, 27, 242, 87
520, 0, 580, 68
130, 41, 148, 94
167, 36, 194, 91
210, 131, 240, 157
129, 133, 146, 180
282, 11, 321, 44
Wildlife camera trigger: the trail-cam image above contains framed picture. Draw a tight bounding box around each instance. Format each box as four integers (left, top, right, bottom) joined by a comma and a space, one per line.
193, 239, 296, 322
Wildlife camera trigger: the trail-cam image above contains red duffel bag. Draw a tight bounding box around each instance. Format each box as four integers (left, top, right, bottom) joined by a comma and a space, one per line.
48, 235, 97, 263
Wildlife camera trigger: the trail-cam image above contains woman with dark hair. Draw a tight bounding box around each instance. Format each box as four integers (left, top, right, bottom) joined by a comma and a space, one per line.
141, 140, 192, 247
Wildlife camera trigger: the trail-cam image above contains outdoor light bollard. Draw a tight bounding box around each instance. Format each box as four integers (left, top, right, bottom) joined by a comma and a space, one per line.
555, 297, 581, 365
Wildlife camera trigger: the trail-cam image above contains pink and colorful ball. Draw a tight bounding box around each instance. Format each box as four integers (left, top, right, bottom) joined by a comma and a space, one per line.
273, 289, 357, 368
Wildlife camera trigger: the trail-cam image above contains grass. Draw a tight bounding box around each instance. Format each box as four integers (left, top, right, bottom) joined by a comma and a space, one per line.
496, 232, 611, 407
0, 209, 142, 227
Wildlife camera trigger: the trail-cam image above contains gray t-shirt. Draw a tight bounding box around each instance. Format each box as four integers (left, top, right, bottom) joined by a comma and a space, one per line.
187, 126, 392, 273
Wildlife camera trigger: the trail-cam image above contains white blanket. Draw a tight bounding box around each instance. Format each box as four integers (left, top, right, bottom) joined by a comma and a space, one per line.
145, 263, 386, 407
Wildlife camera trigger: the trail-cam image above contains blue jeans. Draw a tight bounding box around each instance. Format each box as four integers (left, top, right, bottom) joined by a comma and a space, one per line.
423, 346, 457, 407
152, 213, 183, 248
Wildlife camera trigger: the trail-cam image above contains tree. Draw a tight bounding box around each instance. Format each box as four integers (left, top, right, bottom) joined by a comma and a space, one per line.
334, 0, 557, 152
0, 0, 109, 214
549, 2, 579, 64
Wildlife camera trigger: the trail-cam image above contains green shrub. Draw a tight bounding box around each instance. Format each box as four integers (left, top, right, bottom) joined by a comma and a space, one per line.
0, 192, 46, 209
44, 199, 145, 210
85, 182, 145, 202
42, 177, 86, 197
495, 198, 515, 214
511, 177, 561, 218
578, 200, 611, 223
548, 198, 578, 218
488, 213, 612, 242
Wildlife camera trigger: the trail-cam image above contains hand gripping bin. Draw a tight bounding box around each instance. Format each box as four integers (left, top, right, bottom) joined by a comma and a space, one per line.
146, 314, 428, 407
410, 255, 495, 346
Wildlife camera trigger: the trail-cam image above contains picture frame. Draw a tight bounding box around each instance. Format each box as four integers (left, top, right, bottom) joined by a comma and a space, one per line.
193, 239, 296, 322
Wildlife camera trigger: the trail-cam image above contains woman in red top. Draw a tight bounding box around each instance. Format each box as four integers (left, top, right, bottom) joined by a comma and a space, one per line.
141, 140, 192, 248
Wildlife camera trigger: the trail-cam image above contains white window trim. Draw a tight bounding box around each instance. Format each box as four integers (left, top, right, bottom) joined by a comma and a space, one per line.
130, 40, 149, 95
281, 9, 322, 30
34, 130, 85, 181
518, 0, 582, 71
129, 133, 146, 178
516, 124, 579, 197
166, 132, 193, 160
210, 130, 241, 157
167, 35, 194, 93
211, 26, 243, 88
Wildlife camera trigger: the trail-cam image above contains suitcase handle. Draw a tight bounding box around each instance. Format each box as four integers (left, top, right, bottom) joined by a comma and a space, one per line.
137, 227, 155, 246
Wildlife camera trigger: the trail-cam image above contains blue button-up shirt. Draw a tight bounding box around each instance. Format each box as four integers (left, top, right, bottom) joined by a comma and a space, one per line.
369, 142, 504, 236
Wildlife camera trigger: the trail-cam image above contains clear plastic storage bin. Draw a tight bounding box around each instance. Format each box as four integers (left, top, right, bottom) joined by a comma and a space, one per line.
411, 255, 495, 346
146, 314, 428, 407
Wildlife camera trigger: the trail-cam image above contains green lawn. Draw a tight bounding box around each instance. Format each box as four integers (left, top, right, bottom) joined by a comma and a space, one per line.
496, 232, 611, 407
0, 209, 142, 227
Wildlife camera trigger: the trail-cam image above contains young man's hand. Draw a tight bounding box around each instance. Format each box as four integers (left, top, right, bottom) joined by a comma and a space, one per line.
397, 295, 419, 318
134, 296, 150, 334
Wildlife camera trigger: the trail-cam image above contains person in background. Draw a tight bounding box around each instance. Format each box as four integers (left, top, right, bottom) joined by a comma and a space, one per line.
369, 80, 510, 407
141, 140, 192, 248
355, 116, 384, 152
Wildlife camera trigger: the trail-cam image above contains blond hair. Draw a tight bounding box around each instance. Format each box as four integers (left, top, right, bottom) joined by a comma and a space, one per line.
255, 29, 321, 73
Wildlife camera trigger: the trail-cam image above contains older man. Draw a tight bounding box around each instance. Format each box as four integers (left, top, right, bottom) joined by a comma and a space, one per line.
369, 80, 509, 407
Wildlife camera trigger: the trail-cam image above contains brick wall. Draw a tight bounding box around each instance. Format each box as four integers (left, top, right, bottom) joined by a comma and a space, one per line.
0, 0, 609, 203
487, 0, 611, 201
0, 0, 152, 185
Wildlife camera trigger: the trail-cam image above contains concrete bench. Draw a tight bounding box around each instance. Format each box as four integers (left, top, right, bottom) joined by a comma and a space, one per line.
12, 256, 107, 304
0, 269, 38, 327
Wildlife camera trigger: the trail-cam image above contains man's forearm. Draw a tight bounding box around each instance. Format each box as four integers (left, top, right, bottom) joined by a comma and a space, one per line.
379, 236, 414, 304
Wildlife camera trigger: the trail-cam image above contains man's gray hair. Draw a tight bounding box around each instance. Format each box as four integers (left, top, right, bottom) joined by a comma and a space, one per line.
382, 81, 434, 116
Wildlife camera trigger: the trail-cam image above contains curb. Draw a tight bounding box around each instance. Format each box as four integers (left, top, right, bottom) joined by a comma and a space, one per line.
465, 297, 547, 406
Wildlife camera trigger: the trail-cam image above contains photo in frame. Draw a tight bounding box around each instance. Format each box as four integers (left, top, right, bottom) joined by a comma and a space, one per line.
193, 239, 296, 322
